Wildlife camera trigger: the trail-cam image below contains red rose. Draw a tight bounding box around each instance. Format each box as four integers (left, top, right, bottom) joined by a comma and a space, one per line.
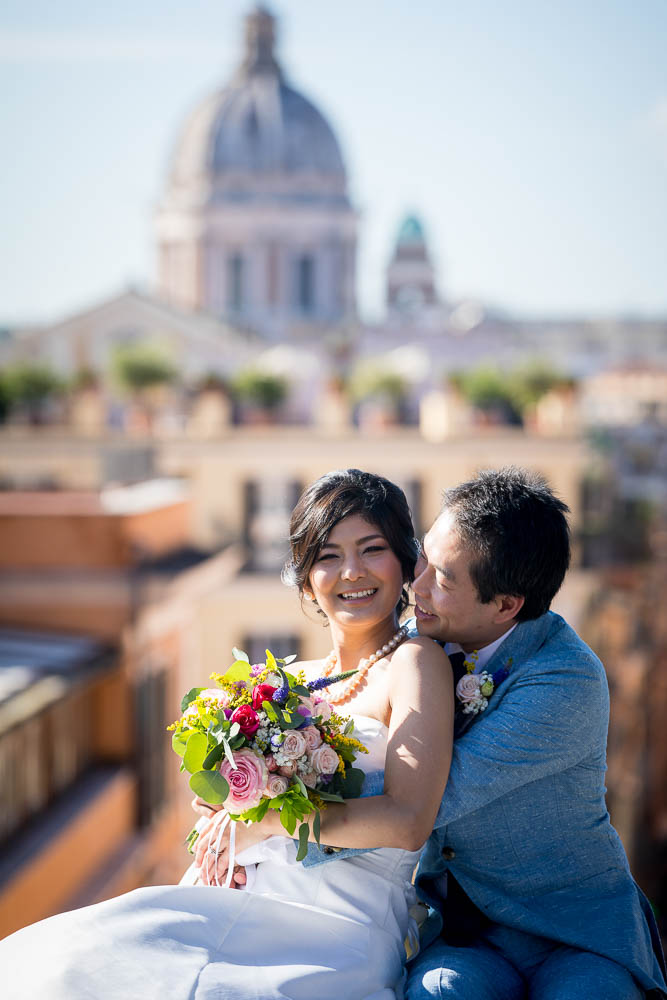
230, 704, 261, 736
251, 683, 277, 711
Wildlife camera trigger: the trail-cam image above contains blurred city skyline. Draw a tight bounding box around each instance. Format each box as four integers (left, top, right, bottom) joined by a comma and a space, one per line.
2, 0, 667, 326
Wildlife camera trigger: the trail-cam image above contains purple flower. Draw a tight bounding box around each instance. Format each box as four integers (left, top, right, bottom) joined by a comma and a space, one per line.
224, 708, 233, 719
273, 682, 289, 704
250, 663, 265, 677
307, 668, 357, 693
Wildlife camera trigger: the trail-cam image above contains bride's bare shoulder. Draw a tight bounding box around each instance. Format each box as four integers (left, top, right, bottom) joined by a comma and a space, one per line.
391, 635, 449, 670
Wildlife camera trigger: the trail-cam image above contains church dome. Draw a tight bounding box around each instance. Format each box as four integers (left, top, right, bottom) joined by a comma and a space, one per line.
169, 7, 348, 197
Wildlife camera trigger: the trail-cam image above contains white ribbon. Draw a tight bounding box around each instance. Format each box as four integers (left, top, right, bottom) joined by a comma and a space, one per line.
202, 810, 237, 888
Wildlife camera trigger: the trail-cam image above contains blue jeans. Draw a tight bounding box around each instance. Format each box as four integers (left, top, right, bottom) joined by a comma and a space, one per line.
405, 924, 644, 1000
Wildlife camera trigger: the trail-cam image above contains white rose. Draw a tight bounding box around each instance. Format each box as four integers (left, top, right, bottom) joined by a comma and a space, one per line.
266, 774, 290, 798
281, 731, 308, 760
456, 673, 481, 704
309, 744, 340, 775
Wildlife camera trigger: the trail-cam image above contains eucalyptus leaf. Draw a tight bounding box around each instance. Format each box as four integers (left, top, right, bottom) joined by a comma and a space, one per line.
295, 821, 310, 862
189, 769, 229, 804
183, 732, 208, 774
222, 740, 237, 770
229, 722, 240, 738
341, 767, 365, 798
281, 654, 297, 665
317, 790, 345, 802
223, 660, 253, 683
171, 728, 195, 758
313, 809, 321, 846
294, 775, 308, 798
292, 684, 310, 696
203, 742, 225, 769
181, 687, 204, 713
232, 647, 250, 663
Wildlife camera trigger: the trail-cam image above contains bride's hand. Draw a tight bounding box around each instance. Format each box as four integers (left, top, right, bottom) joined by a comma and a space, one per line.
191, 796, 222, 820
194, 811, 268, 886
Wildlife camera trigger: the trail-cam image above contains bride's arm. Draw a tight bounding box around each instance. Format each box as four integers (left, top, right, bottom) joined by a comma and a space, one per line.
309, 636, 453, 850
195, 638, 453, 876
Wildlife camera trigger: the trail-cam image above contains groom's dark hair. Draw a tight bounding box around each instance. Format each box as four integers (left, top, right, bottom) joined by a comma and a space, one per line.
441, 466, 570, 622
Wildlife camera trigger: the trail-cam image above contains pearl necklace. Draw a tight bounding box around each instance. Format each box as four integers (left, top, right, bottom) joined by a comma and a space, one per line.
321, 625, 409, 705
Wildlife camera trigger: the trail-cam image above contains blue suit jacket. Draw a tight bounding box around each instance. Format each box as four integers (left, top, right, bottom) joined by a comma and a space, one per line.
301, 612, 666, 995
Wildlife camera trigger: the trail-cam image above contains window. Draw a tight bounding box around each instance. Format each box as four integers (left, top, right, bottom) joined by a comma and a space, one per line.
244, 479, 302, 572
296, 255, 315, 313
135, 669, 168, 827
227, 254, 244, 312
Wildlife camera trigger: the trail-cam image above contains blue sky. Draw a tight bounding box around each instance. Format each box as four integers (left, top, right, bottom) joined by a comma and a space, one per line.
1, 0, 666, 324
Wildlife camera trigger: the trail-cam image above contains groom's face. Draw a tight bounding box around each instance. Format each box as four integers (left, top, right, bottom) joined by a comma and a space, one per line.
412, 510, 506, 652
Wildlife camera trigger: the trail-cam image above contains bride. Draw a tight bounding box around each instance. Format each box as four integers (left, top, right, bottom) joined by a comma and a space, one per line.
1, 469, 453, 1000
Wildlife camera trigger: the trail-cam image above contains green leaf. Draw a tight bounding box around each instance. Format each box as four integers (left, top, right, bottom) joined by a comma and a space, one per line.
183, 732, 209, 774
222, 660, 253, 684
232, 647, 249, 663
340, 767, 366, 799
295, 821, 310, 862
313, 809, 321, 847
294, 775, 308, 798
263, 700, 279, 723
189, 769, 229, 804
181, 687, 204, 713
344, 719, 354, 735
203, 742, 225, 769
265, 649, 278, 672
171, 728, 195, 758
240, 798, 270, 824
280, 806, 297, 836
317, 790, 345, 803
291, 684, 310, 696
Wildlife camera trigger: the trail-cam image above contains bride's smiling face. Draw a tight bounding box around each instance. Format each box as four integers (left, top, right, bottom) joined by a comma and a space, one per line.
305, 514, 405, 630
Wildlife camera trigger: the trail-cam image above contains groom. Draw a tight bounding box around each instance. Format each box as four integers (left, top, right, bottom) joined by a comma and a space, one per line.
304, 466, 665, 998
400, 467, 665, 999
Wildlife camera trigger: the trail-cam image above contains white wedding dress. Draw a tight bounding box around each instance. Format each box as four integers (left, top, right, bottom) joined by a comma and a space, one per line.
1, 717, 423, 1000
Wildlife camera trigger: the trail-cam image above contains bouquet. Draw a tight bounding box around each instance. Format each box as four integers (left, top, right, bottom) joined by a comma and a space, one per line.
168, 647, 368, 869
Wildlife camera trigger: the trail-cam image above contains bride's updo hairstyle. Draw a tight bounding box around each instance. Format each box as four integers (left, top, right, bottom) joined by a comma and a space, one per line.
283, 468, 418, 619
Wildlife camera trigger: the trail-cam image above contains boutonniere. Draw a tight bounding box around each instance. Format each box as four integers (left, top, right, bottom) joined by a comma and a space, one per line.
455, 653, 512, 715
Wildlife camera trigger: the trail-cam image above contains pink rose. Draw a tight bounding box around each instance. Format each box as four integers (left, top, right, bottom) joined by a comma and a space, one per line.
455, 673, 481, 704
301, 770, 318, 788
265, 753, 278, 772
184, 687, 229, 717
279, 761, 297, 777
309, 744, 340, 775
220, 749, 267, 811
200, 687, 230, 706
251, 683, 277, 710
266, 774, 290, 798
301, 725, 323, 751
230, 704, 261, 736
281, 730, 307, 760
313, 698, 332, 722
